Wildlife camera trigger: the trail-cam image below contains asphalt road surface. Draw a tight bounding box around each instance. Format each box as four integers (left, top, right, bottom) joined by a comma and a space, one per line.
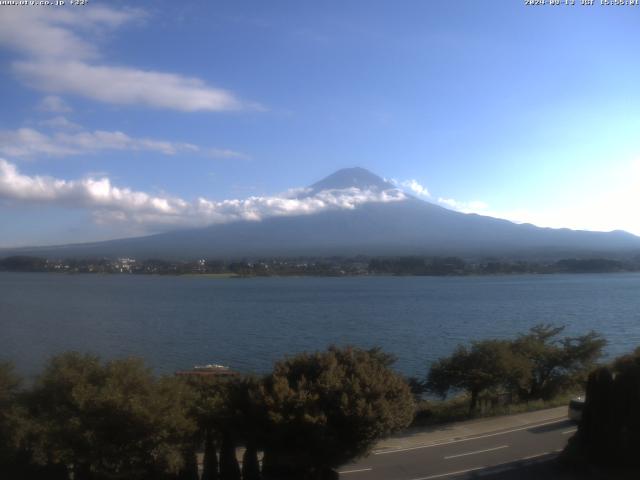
338, 418, 577, 480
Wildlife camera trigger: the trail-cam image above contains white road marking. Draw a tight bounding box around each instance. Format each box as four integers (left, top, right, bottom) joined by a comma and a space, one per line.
407, 450, 561, 480
338, 467, 373, 474
561, 428, 577, 435
521, 451, 550, 460
374, 417, 567, 455
408, 466, 485, 480
444, 444, 509, 460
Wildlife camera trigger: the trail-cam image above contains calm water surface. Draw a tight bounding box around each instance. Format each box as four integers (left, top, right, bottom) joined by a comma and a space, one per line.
1, 272, 639, 379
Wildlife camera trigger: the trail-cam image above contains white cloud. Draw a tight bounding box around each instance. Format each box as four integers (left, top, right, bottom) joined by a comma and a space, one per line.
437, 197, 488, 213
403, 179, 431, 197
0, 128, 201, 157
15, 61, 248, 112
0, 159, 407, 231
1, 7, 255, 112
57, 130, 199, 156
0, 159, 188, 216
38, 96, 72, 113
388, 178, 431, 197
206, 148, 251, 160
0, 127, 249, 160
0, 129, 78, 157
39, 116, 82, 130
0, 6, 139, 61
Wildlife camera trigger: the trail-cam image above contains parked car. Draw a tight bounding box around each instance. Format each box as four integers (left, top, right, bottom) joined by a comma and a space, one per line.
568, 395, 585, 422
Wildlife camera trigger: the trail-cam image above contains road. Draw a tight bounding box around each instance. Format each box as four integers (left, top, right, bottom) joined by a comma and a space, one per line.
338, 417, 576, 480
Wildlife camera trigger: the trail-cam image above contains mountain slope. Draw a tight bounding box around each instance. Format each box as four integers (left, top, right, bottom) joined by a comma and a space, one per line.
306, 166, 394, 194
3, 168, 640, 259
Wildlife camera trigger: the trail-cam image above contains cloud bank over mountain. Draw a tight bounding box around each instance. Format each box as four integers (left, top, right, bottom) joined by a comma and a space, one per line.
0, 159, 406, 232
3, 166, 638, 260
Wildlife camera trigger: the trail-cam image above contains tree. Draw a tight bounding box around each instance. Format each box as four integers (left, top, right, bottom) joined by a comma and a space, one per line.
181, 372, 253, 480
578, 366, 615, 463
28, 352, 196, 479
241, 444, 260, 480
181, 373, 262, 480
177, 446, 199, 480
0, 362, 20, 452
0, 361, 29, 477
181, 375, 226, 480
219, 431, 241, 480
513, 325, 605, 400
222, 376, 265, 480
427, 325, 607, 413
406, 376, 427, 401
259, 346, 414, 479
0, 255, 47, 272
201, 428, 218, 480
427, 340, 527, 413
567, 347, 640, 468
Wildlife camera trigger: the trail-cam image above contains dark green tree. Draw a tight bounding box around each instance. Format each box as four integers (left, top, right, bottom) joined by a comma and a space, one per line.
201, 428, 219, 480
181, 374, 234, 480
241, 443, 261, 480
219, 431, 241, 480
223, 376, 265, 480
259, 346, 414, 479
428, 325, 606, 413
566, 347, 640, 468
513, 325, 605, 400
427, 340, 527, 413
177, 446, 199, 480
28, 352, 196, 479
0, 361, 30, 477
579, 366, 614, 463
181, 373, 262, 480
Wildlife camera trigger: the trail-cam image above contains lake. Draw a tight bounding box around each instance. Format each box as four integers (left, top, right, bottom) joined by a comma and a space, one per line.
1, 272, 639, 379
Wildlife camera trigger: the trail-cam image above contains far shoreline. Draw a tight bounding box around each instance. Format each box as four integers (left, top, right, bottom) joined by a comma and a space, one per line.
2, 270, 640, 279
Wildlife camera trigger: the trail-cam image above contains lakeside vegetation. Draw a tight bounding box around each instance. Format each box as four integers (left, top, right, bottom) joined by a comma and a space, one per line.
0, 347, 414, 480
425, 325, 604, 412
409, 325, 604, 425
1, 325, 625, 479
1, 254, 639, 277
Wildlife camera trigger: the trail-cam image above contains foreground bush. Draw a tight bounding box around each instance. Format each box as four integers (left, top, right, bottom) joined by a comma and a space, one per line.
259, 346, 415, 479
1, 347, 416, 480
3, 353, 196, 480
566, 347, 640, 468
0, 362, 27, 476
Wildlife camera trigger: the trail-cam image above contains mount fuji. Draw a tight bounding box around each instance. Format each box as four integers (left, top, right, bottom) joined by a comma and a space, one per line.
3, 167, 640, 260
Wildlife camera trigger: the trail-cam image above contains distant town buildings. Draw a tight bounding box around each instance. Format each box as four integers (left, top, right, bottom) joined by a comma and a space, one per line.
0, 255, 635, 276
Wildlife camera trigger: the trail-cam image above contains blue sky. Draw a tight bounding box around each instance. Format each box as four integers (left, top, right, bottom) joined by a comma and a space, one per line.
1, 0, 640, 246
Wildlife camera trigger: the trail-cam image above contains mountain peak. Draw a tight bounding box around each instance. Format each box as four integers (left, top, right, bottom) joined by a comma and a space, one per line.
309, 167, 394, 193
